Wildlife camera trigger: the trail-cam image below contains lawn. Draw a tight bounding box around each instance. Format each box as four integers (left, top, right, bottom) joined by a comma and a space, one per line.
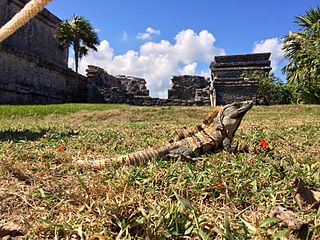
0, 104, 319, 239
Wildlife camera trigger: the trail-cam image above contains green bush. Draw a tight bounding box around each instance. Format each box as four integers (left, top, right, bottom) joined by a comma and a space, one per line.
294, 80, 320, 104
242, 72, 294, 105
257, 74, 296, 105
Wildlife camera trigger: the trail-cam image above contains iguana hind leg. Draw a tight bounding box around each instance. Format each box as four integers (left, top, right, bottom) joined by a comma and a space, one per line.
167, 147, 194, 162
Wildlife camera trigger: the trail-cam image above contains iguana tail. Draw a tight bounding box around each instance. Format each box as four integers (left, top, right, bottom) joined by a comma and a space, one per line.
77, 144, 179, 170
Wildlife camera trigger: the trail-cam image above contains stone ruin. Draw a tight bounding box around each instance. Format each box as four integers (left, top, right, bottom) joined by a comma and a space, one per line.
115, 75, 149, 96
0, 0, 86, 104
164, 53, 272, 106
0, 0, 68, 67
86, 65, 149, 104
168, 75, 211, 105
86, 66, 211, 106
210, 53, 272, 105
0, 1, 272, 106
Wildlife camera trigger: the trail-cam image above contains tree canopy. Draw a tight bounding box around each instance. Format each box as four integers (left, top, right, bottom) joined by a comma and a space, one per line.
56, 15, 100, 73
282, 6, 320, 103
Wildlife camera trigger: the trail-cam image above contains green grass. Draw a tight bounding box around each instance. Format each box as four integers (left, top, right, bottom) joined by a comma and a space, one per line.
0, 103, 126, 118
0, 104, 319, 239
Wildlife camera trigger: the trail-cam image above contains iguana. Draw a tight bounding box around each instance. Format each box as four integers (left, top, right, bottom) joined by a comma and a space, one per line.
77, 100, 253, 169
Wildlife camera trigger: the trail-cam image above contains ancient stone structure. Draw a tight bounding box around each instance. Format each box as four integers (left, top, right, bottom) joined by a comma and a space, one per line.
0, 1, 273, 106
210, 53, 272, 105
87, 66, 210, 106
0, 45, 87, 104
0, 0, 68, 67
0, 0, 87, 104
115, 75, 149, 96
87, 65, 149, 104
168, 75, 211, 105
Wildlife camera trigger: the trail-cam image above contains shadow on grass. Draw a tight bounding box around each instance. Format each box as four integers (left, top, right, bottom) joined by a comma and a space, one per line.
0, 129, 47, 142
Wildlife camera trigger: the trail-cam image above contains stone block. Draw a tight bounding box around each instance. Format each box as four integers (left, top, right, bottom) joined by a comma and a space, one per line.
210, 53, 272, 105
1, 0, 68, 67
0, 46, 87, 104
168, 75, 211, 104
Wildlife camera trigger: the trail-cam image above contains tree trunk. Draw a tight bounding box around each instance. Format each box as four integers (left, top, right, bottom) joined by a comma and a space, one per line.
74, 36, 80, 73
74, 50, 79, 73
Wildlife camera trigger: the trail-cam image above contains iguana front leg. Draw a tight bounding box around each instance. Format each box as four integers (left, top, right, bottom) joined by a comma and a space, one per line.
222, 137, 238, 154
167, 147, 194, 162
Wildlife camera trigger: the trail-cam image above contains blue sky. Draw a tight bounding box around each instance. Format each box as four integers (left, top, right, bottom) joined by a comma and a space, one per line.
47, 0, 319, 97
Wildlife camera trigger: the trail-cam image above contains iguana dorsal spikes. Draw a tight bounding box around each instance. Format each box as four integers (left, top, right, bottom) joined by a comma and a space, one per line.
171, 106, 222, 143
203, 106, 221, 125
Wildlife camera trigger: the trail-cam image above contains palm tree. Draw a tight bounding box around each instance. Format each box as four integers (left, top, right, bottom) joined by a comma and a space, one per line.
56, 15, 100, 73
295, 6, 320, 34
282, 6, 320, 103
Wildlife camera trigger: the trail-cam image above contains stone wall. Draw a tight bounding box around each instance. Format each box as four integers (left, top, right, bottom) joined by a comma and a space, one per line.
168, 75, 210, 100
213, 79, 260, 104
86, 65, 149, 103
115, 75, 149, 96
87, 66, 210, 106
210, 53, 272, 105
0, 0, 68, 67
0, 0, 87, 104
0, 45, 87, 104
168, 75, 211, 105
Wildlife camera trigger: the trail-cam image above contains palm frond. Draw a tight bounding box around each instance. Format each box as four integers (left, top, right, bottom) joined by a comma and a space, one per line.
55, 15, 100, 72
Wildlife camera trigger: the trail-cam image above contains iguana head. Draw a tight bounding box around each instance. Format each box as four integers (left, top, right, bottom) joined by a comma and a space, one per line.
217, 100, 253, 138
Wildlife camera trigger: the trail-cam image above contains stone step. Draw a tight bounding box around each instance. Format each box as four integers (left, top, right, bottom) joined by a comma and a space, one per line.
211, 66, 272, 72
211, 60, 271, 68
213, 78, 259, 86
213, 53, 271, 63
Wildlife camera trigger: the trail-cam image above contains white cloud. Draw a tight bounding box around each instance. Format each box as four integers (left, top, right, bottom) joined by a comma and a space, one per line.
136, 33, 150, 41
73, 29, 225, 98
137, 27, 161, 40
120, 31, 128, 41
174, 30, 220, 64
146, 27, 161, 35
252, 37, 284, 72
180, 63, 197, 75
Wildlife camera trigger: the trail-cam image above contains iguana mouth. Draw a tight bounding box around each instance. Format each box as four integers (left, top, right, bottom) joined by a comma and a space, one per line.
229, 100, 254, 118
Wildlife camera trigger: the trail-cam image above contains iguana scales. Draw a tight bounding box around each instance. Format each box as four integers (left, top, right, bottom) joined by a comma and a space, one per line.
77, 100, 253, 169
